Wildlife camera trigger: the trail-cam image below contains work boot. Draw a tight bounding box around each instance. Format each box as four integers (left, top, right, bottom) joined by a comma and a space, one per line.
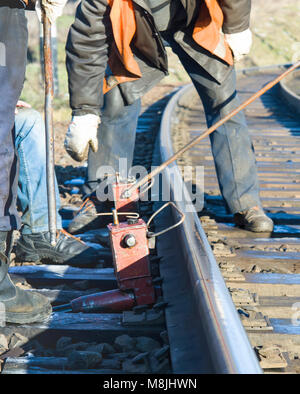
234, 206, 274, 232
2, 286, 52, 324
15, 229, 104, 267
0, 231, 52, 324
68, 193, 112, 234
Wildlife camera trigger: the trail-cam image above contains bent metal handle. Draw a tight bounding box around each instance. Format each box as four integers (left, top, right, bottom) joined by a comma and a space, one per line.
124, 60, 300, 198
43, 14, 57, 246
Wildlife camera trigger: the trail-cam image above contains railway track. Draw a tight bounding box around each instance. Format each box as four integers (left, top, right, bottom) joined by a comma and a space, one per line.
0, 64, 299, 375
0, 96, 174, 375
171, 64, 300, 374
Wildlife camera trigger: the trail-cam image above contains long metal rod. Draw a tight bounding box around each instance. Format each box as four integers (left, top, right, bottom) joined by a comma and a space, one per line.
43, 15, 57, 246
125, 60, 300, 197
40, 21, 59, 96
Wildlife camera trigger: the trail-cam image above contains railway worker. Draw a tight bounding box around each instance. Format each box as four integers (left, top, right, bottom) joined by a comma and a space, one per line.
13, 101, 107, 267
0, 0, 67, 324
64, 0, 274, 234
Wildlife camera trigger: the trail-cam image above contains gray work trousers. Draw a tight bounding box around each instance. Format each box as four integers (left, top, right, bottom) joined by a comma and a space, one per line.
0, 6, 27, 231
0, 6, 27, 301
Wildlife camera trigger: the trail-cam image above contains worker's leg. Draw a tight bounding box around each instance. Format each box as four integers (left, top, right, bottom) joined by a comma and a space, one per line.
0, 6, 28, 302
69, 87, 141, 234
14, 108, 106, 267
0, 10, 26, 233
0, 6, 51, 323
167, 38, 260, 213
15, 108, 62, 234
83, 86, 141, 195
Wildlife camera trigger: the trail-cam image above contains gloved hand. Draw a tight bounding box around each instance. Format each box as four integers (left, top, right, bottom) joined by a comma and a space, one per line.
36, 0, 68, 24
225, 28, 252, 62
64, 114, 100, 162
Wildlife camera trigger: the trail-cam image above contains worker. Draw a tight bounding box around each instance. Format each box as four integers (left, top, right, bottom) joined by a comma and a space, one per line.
14, 101, 106, 267
64, 0, 274, 234
0, 0, 67, 325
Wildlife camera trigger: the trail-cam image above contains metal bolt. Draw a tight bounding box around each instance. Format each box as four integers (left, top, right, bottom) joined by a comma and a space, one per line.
127, 217, 139, 225
122, 189, 131, 199
123, 234, 136, 248
112, 209, 119, 226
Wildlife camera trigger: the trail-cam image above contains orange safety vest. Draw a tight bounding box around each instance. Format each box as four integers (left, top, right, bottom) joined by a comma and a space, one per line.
104, 0, 233, 93
20, 0, 36, 10
193, 0, 233, 64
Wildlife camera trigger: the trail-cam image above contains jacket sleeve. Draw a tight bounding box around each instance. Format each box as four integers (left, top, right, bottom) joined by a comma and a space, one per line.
66, 0, 112, 116
218, 0, 251, 34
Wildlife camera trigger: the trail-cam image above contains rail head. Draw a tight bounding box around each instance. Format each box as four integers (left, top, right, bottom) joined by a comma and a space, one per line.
279, 69, 300, 115
159, 84, 262, 374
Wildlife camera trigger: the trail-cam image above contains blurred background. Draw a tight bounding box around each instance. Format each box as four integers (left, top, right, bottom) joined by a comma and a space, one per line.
22, 0, 300, 172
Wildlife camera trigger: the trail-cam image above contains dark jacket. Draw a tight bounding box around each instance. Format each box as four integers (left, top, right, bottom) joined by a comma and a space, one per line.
66, 0, 251, 116
0, 0, 36, 9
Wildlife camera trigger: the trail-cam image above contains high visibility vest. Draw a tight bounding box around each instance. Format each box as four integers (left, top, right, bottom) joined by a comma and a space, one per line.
104, 0, 233, 92
19, 0, 36, 9
193, 0, 233, 63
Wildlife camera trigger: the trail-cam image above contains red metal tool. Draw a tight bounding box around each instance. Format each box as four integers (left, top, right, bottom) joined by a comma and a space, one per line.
54, 213, 156, 313
54, 203, 184, 313
54, 289, 135, 313
108, 216, 156, 306
55, 218, 156, 313
112, 176, 139, 212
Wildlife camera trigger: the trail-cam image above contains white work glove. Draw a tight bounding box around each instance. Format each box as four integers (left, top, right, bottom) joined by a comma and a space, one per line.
65, 114, 100, 162
225, 28, 252, 62
36, 0, 68, 24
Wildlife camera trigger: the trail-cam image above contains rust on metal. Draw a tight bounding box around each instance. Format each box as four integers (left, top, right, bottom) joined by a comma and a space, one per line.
43, 14, 57, 246
108, 218, 156, 306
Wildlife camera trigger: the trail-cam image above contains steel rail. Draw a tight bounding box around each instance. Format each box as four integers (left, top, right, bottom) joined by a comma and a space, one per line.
159, 84, 262, 374
279, 69, 300, 115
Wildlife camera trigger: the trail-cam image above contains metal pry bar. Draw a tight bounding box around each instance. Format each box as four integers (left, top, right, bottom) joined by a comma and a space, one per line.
43, 13, 57, 246
122, 60, 300, 199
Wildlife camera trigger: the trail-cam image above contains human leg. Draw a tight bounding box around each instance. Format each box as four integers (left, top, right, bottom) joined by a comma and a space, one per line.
0, 6, 51, 322
84, 87, 141, 195
14, 109, 106, 266
69, 87, 141, 234
166, 36, 273, 231
15, 108, 62, 234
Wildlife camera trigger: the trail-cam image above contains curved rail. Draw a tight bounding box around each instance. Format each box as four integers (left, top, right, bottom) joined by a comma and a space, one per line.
279, 69, 300, 115
159, 84, 262, 373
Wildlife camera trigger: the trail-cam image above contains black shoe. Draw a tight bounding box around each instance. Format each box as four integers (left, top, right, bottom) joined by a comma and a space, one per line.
68, 194, 111, 235
234, 206, 274, 232
14, 230, 105, 267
